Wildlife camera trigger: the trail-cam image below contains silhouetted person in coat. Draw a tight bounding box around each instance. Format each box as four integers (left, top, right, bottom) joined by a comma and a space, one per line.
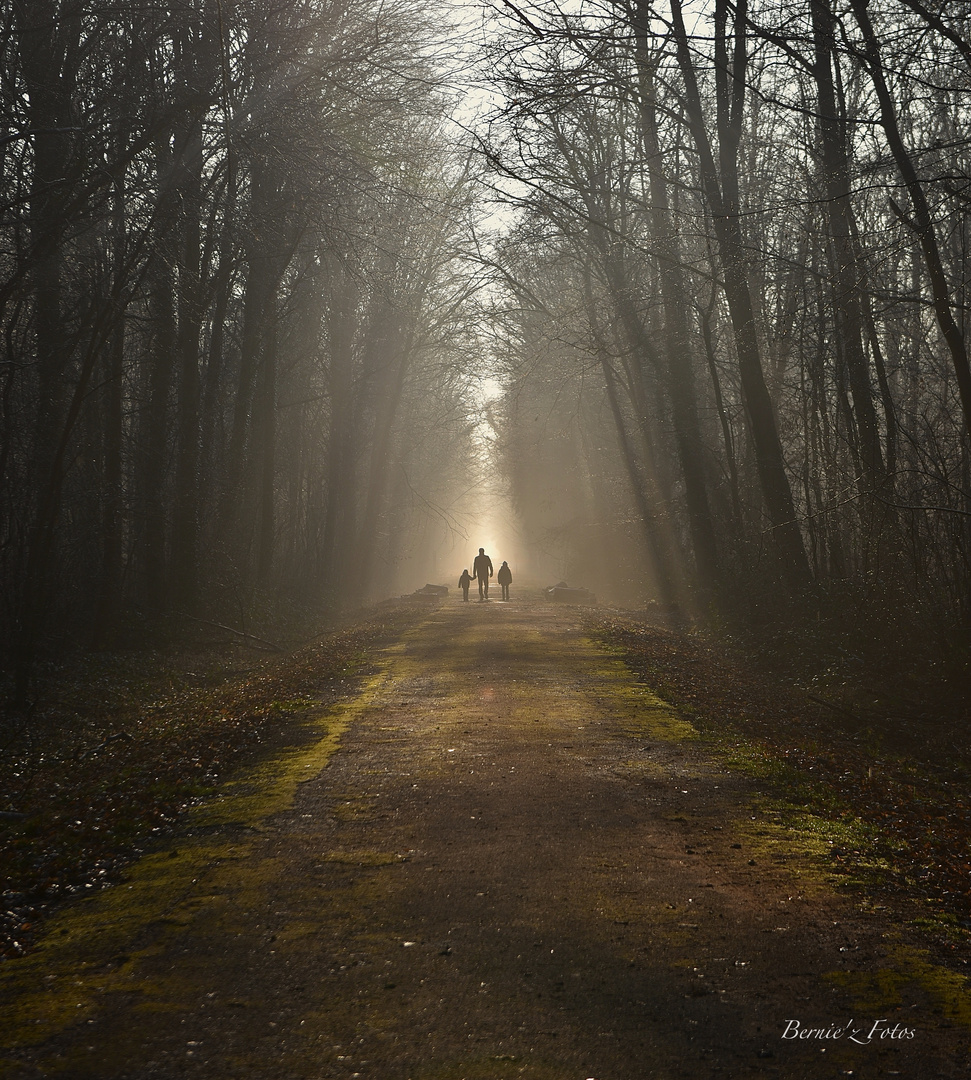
472, 547, 493, 600
497, 560, 512, 600
458, 569, 472, 601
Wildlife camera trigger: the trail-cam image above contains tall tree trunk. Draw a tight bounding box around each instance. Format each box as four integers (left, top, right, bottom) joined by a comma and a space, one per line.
698, 294, 743, 527
849, 0, 971, 441
11, 0, 77, 700
200, 141, 239, 514
219, 162, 277, 547
94, 172, 127, 645
170, 4, 207, 611
631, 6, 719, 591
318, 260, 359, 607
670, 0, 812, 588
351, 322, 411, 604
137, 243, 178, 613
585, 263, 682, 607
810, 0, 885, 488
256, 307, 277, 583
15, 0, 75, 493
171, 116, 204, 610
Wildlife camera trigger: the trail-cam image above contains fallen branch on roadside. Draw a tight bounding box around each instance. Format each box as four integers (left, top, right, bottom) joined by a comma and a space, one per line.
74, 730, 134, 762
174, 612, 284, 652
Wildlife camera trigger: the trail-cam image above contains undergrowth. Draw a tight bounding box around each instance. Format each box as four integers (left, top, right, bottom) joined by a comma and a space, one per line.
0, 600, 424, 960
588, 610, 971, 954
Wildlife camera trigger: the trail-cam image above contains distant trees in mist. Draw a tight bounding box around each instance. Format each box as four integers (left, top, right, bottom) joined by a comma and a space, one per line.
1, 0, 482, 699
484, 0, 971, 633
4, 0, 970, 699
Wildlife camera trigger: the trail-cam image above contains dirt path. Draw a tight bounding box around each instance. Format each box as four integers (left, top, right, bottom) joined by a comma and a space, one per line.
1, 599, 969, 1079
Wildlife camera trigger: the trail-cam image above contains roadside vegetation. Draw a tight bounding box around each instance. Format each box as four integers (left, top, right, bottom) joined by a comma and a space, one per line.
590, 609, 971, 959
0, 603, 423, 960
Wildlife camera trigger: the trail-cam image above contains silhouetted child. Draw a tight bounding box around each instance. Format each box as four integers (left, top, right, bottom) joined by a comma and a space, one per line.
497, 560, 512, 601
458, 569, 472, 601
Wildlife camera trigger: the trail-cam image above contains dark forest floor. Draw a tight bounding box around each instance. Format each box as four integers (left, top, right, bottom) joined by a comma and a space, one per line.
588, 609, 971, 955
0, 603, 428, 960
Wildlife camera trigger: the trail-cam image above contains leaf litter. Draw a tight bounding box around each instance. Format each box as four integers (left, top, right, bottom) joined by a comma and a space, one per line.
0, 603, 423, 959
588, 613, 971, 953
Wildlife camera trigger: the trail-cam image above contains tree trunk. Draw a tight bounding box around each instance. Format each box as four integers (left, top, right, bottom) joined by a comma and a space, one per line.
11, 0, 77, 699
698, 294, 743, 527
255, 307, 277, 583
810, 0, 885, 488
631, 6, 720, 591
849, 0, 971, 442
219, 162, 277, 547
318, 259, 359, 607
137, 241, 178, 613
669, 0, 812, 588
94, 172, 127, 645
171, 109, 204, 610
351, 318, 411, 605
585, 262, 682, 607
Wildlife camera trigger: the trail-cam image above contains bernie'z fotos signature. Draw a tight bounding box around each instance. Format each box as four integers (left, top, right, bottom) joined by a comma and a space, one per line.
782, 1019, 916, 1045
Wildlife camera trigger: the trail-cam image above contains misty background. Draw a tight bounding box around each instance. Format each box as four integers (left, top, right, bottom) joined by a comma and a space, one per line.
2, 0, 970, 701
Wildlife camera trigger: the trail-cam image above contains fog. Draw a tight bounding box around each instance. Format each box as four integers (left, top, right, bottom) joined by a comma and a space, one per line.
2, 0, 970, 696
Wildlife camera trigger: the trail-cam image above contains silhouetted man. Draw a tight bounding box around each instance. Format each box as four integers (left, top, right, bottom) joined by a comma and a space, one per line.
472, 547, 493, 600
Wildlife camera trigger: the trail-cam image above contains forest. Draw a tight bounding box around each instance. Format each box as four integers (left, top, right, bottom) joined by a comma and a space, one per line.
2, 0, 970, 701
2, 4, 971, 1069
